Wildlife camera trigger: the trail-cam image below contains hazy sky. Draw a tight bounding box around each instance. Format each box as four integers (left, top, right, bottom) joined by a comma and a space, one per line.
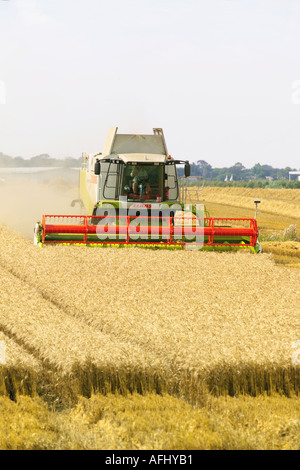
0, 0, 300, 168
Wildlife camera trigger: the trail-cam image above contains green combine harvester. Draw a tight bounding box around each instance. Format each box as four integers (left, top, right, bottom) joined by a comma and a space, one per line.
34, 127, 260, 251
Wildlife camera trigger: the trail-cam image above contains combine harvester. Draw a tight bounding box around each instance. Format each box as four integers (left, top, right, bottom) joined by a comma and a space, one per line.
34, 127, 260, 251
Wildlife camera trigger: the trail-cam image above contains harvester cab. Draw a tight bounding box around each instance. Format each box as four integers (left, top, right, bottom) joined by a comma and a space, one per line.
79, 127, 190, 213
34, 127, 260, 251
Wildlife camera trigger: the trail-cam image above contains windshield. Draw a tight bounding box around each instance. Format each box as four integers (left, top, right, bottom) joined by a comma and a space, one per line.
121, 164, 164, 202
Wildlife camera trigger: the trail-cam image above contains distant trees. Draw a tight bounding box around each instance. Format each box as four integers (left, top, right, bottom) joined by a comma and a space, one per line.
0, 152, 299, 187
176, 159, 299, 187
0, 152, 81, 168
186, 161, 297, 182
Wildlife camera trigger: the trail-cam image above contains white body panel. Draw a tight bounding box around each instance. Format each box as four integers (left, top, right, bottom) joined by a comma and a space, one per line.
80, 128, 177, 211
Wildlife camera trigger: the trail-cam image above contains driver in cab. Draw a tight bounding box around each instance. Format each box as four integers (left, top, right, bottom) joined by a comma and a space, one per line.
130, 166, 151, 197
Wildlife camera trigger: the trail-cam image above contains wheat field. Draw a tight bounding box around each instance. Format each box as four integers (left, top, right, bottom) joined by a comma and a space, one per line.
0, 224, 299, 395
0, 393, 299, 450
0, 183, 299, 449
194, 187, 300, 219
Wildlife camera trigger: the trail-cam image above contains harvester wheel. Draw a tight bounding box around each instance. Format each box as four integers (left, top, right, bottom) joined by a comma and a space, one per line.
256, 243, 262, 253
33, 222, 42, 246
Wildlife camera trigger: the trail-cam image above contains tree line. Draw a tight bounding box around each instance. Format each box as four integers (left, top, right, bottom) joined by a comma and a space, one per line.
0, 152, 299, 187
185, 160, 297, 181
178, 160, 300, 188
0, 152, 80, 168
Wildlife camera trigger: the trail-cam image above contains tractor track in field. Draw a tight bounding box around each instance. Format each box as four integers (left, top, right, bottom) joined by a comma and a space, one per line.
0, 259, 60, 370
0, 309, 75, 405
0, 224, 300, 403
0, 258, 166, 406
0, 255, 112, 336
0, 254, 164, 371
0, 255, 93, 338
0, 247, 171, 362
0, 322, 41, 364
0, 259, 66, 315
0, 256, 89, 328
0, 257, 140, 346
0, 257, 181, 364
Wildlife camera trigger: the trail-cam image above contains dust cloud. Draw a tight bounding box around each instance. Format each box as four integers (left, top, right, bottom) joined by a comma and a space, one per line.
0, 175, 83, 240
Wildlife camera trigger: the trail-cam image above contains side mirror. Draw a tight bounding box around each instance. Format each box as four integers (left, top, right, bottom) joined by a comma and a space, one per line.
94, 160, 101, 175
184, 163, 191, 177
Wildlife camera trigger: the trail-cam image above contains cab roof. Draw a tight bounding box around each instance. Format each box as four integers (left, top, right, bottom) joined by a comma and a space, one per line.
102, 127, 169, 157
